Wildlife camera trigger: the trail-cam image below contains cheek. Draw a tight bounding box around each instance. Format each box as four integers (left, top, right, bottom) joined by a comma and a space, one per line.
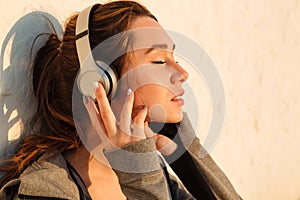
131, 86, 183, 123
133, 85, 168, 107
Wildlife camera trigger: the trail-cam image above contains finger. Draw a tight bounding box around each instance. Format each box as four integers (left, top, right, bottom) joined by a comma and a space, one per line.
156, 134, 177, 156
144, 124, 177, 156
144, 125, 155, 138
119, 88, 134, 135
83, 96, 109, 144
132, 106, 148, 139
94, 82, 117, 137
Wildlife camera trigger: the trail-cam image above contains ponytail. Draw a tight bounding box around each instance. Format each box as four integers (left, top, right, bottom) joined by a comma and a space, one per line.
0, 32, 81, 187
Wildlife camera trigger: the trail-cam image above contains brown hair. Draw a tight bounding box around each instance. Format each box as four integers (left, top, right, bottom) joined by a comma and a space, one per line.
0, 0, 157, 187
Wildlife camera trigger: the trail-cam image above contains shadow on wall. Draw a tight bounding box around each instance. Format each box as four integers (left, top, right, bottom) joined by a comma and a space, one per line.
0, 11, 62, 173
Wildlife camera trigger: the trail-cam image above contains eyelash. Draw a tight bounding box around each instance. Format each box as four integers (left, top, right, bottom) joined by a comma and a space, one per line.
152, 61, 166, 64
151, 61, 179, 64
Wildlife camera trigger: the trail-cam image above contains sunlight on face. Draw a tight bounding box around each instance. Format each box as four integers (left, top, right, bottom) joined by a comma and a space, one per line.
120, 17, 189, 123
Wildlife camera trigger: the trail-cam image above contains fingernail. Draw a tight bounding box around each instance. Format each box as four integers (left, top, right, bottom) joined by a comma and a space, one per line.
82, 95, 89, 104
93, 82, 99, 90
127, 88, 132, 96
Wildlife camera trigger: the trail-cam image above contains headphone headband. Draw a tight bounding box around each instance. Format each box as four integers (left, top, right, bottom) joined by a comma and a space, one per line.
75, 4, 99, 66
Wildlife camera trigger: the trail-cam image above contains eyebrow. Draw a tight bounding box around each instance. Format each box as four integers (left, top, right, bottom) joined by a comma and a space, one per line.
144, 43, 176, 54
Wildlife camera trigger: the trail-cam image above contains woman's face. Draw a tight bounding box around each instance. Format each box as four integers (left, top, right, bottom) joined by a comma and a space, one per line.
120, 17, 189, 123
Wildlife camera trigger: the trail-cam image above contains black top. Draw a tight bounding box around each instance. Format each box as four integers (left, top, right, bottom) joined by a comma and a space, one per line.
66, 161, 92, 200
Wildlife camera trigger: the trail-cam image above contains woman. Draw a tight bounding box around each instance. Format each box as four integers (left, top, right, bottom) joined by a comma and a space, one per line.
0, 1, 241, 199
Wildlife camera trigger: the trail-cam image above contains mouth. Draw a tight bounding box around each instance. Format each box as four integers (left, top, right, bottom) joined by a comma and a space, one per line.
170, 90, 185, 106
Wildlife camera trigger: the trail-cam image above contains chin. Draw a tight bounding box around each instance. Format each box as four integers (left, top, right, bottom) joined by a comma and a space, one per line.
166, 111, 183, 123
147, 104, 183, 123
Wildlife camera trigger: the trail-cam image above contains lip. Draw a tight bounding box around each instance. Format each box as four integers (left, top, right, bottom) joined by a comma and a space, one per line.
171, 90, 185, 100
170, 90, 185, 106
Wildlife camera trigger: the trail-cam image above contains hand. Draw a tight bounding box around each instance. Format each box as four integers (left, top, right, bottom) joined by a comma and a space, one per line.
83, 83, 147, 151
83, 82, 177, 155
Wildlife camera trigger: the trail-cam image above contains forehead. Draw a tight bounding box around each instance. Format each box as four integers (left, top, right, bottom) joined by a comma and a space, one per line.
128, 17, 174, 51
129, 16, 161, 29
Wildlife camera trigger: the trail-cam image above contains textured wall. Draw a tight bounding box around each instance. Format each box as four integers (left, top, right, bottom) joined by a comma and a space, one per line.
1, 0, 299, 199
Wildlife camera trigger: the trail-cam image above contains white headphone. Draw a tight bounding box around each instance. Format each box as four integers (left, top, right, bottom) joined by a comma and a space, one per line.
75, 4, 118, 100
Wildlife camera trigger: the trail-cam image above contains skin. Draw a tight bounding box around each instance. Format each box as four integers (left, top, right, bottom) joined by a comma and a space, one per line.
65, 16, 189, 200
121, 17, 189, 123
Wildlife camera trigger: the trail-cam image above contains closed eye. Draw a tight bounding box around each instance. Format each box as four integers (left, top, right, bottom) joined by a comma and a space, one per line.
152, 61, 166, 64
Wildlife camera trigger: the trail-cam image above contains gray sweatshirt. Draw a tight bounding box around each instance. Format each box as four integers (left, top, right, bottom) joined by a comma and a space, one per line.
0, 114, 242, 200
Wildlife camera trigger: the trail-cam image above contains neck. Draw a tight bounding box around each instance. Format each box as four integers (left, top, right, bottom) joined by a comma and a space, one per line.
64, 145, 116, 187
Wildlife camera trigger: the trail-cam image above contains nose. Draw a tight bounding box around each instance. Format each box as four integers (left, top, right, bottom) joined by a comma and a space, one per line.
170, 62, 189, 84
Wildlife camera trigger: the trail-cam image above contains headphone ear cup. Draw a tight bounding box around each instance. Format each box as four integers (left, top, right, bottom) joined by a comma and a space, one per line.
77, 60, 117, 101
77, 66, 107, 100
95, 60, 118, 100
